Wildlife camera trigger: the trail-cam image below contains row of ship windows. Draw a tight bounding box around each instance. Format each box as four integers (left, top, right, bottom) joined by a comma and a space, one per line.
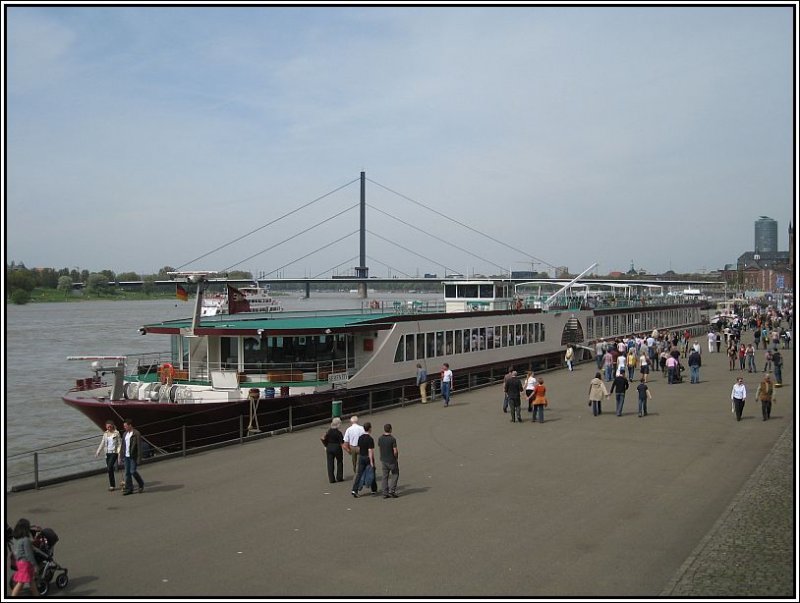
394, 322, 546, 363
585, 308, 701, 340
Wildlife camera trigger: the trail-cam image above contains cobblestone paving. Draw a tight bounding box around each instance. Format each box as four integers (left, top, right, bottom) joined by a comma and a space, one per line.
662, 420, 795, 597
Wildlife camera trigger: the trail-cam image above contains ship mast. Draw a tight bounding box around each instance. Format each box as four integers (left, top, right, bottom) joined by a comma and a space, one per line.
168, 271, 220, 334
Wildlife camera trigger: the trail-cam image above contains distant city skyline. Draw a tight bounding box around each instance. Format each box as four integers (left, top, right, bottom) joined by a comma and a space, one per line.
4, 5, 796, 277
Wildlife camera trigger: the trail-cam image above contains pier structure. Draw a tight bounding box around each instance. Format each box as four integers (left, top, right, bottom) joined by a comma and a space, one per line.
5, 343, 794, 597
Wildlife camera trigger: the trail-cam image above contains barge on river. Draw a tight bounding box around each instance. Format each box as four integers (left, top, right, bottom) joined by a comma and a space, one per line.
63, 272, 704, 451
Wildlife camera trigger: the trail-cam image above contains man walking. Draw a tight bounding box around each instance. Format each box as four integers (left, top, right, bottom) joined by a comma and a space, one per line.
505, 370, 524, 423
378, 424, 399, 498
610, 371, 629, 417
687, 347, 702, 384
351, 422, 376, 497
416, 363, 428, 404
772, 349, 783, 386
343, 416, 365, 474
121, 418, 145, 495
502, 366, 513, 413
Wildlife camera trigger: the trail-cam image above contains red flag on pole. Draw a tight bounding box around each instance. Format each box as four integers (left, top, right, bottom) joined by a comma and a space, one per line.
227, 285, 251, 314
176, 284, 189, 302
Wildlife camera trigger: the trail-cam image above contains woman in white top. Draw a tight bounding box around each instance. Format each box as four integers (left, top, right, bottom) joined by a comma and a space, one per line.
95, 420, 122, 491
730, 377, 747, 421
524, 371, 537, 413
639, 352, 650, 383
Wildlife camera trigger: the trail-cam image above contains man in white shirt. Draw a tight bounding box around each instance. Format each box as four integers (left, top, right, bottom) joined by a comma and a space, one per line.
343, 416, 365, 473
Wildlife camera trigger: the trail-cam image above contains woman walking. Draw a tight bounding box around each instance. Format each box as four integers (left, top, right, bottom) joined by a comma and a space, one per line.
524, 371, 537, 414
588, 372, 609, 417
730, 376, 747, 421
626, 348, 637, 381
95, 420, 121, 491
529, 378, 548, 423
638, 350, 650, 383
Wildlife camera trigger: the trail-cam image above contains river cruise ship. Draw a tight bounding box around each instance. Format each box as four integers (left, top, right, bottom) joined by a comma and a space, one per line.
63, 274, 703, 452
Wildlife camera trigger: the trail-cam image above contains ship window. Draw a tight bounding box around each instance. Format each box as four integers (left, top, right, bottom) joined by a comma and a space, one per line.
500, 325, 507, 347
521, 323, 529, 344
462, 330, 471, 353
405, 334, 415, 361
479, 284, 493, 298
416, 333, 425, 359
445, 331, 453, 355
455, 329, 463, 354
436, 331, 445, 356
541, 323, 546, 341
445, 284, 456, 298
487, 327, 495, 350
477, 328, 485, 350
394, 337, 404, 363
221, 337, 239, 369
426, 333, 435, 358
460, 284, 478, 298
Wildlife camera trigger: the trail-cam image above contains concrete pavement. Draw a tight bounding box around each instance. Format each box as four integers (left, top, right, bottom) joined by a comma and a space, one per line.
5, 341, 795, 598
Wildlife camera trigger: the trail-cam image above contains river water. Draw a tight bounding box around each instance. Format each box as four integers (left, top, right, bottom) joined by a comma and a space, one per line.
4, 291, 439, 490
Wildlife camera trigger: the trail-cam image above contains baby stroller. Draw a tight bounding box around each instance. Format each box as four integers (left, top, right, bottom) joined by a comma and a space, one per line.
7, 524, 69, 595
675, 363, 685, 383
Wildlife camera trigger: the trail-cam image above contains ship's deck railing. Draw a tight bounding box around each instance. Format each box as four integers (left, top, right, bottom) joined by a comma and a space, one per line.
533, 295, 700, 312
124, 354, 355, 385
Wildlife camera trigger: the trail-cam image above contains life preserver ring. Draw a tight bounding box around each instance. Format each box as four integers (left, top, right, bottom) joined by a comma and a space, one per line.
370, 300, 380, 309
160, 362, 176, 384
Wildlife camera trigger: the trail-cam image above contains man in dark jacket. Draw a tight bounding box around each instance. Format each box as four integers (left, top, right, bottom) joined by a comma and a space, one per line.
610, 371, 629, 417
505, 371, 524, 423
121, 418, 145, 495
687, 348, 702, 384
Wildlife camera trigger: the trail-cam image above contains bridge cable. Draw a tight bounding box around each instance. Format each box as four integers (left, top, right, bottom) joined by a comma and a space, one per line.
256, 231, 359, 278
177, 176, 360, 269
367, 229, 460, 276
367, 177, 558, 270
366, 255, 415, 279
312, 256, 360, 280
367, 203, 509, 274
223, 205, 358, 272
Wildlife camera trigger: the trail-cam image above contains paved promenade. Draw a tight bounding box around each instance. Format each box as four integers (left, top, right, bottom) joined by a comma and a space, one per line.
5, 341, 795, 598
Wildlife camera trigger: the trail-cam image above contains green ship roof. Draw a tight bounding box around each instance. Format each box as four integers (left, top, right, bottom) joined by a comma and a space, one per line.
143, 311, 400, 336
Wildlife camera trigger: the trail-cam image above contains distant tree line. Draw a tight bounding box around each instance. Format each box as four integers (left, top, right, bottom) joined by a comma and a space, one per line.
5, 262, 255, 304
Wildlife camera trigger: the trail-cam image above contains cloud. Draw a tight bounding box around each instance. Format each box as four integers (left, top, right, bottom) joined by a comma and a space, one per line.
4, 6, 794, 276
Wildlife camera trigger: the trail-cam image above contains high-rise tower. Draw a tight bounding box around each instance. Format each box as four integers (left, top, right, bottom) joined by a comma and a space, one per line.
754, 216, 778, 253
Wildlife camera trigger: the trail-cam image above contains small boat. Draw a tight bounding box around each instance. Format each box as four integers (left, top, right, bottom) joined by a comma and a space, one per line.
63, 268, 704, 452
200, 284, 283, 316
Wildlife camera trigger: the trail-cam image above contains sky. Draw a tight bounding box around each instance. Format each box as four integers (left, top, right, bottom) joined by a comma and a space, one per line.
4, 3, 797, 278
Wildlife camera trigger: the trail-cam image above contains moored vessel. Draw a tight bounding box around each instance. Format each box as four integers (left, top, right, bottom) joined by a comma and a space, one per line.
63, 270, 704, 452
200, 283, 283, 316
